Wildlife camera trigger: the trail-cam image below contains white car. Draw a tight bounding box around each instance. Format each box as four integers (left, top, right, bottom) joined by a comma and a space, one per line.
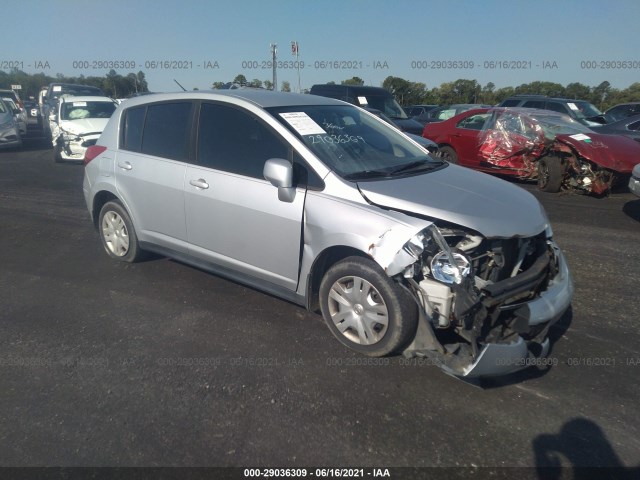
51, 95, 117, 162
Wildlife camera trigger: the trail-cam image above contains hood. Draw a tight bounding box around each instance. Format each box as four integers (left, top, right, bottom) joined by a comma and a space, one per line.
557, 132, 640, 173
391, 117, 425, 135
59, 118, 109, 137
357, 164, 549, 238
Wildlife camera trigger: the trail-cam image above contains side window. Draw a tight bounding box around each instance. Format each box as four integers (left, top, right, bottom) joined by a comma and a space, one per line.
122, 106, 145, 152
197, 103, 288, 178
522, 100, 546, 109
456, 114, 489, 130
627, 120, 640, 131
545, 102, 568, 114
141, 102, 192, 161
501, 99, 520, 107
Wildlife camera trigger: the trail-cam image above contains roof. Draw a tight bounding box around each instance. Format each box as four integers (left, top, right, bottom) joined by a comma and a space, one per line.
115, 89, 347, 109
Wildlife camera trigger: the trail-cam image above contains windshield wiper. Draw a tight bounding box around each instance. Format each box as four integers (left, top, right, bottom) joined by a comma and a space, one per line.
388, 160, 443, 175
342, 170, 392, 180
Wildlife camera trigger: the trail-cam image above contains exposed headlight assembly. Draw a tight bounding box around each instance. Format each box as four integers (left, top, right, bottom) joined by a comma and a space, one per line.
431, 251, 471, 284
426, 225, 471, 285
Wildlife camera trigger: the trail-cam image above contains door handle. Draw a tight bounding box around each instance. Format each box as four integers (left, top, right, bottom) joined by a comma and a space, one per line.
189, 178, 209, 189
117, 161, 132, 171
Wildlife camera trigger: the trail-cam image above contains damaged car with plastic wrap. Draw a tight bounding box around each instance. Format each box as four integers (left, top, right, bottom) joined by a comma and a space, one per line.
83, 90, 573, 379
423, 107, 640, 195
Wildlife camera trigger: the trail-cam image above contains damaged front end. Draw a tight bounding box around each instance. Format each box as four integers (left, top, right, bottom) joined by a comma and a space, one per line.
374, 223, 573, 378
53, 126, 102, 161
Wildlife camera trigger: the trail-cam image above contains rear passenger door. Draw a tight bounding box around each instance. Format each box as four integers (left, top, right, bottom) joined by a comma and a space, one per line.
184, 102, 306, 291
115, 102, 193, 253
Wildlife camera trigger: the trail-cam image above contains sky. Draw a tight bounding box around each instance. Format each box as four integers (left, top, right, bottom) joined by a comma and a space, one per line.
5, 0, 640, 93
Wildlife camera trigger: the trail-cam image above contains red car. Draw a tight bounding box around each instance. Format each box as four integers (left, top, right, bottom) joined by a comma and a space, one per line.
423, 107, 640, 194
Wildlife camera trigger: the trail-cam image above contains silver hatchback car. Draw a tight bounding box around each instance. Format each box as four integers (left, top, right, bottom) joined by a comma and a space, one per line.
83, 90, 573, 378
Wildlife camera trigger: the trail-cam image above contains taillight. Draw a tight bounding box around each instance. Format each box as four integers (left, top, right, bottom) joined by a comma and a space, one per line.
84, 145, 107, 165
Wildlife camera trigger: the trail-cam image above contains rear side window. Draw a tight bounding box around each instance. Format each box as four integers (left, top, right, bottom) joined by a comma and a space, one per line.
501, 99, 520, 107
141, 102, 192, 161
197, 103, 288, 178
122, 106, 145, 151
545, 102, 569, 114
522, 100, 546, 109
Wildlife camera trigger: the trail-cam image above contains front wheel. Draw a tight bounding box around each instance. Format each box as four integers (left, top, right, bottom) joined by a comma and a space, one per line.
53, 145, 63, 163
319, 257, 418, 357
439, 145, 458, 164
98, 200, 143, 262
537, 156, 564, 193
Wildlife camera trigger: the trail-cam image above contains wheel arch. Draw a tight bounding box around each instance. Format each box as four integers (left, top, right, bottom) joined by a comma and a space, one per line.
91, 190, 121, 229
306, 245, 370, 312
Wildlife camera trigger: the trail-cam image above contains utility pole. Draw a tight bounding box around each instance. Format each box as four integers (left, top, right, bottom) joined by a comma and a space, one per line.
291, 41, 300, 93
270, 43, 278, 91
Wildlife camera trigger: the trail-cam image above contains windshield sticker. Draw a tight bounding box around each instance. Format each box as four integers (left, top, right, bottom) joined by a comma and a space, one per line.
279, 112, 326, 135
567, 102, 579, 111
357, 96, 368, 105
72, 102, 87, 107
53, 86, 62, 92
570, 133, 591, 142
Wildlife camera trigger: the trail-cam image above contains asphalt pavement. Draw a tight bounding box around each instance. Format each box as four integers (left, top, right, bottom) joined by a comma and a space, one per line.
0, 142, 639, 477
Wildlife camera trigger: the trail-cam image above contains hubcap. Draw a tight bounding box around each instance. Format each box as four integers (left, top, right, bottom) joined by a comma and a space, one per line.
102, 211, 130, 256
327, 276, 389, 345
539, 163, 549, 187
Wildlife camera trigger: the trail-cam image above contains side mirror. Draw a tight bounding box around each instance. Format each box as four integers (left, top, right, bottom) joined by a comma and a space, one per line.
263, 158, 295, 202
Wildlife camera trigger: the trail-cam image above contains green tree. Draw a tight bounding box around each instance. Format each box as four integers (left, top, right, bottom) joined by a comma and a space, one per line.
263, 80, 274, 90
341, 76, 364, 86
565, 82, 591, 100
212, 81, 226, 89
514, 81, 565, 97
248, 78, 263, 88
233, 74, 247, 86
281, 81, 291, 92
382, 76, 427, 106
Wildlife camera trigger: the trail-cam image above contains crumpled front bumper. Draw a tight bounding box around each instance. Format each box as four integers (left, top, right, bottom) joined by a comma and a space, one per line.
448, 242, 573, 378
56, 133, 100, 161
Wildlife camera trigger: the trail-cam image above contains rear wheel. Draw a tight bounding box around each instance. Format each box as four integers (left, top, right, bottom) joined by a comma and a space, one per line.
98, 200, 143, 263
319, 257, 418, 357
537, 156, 564, 193
439, 146, 458, 164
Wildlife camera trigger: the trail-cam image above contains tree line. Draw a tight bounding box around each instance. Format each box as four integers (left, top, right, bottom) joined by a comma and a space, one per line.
3, 67, 639, 111
0, 69, 149, 100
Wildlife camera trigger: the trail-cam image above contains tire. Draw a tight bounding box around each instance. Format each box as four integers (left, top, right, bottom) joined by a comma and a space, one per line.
537, 156, 564, 193
53, 145, 63, 163
98, 200, 143, 263
439, 145, 458, 164
319, 256, 418, 357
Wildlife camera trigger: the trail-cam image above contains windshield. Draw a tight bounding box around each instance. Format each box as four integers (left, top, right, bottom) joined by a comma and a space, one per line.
528, 112, 593, 136
50, 85, 105, 101
357, 95, 408, 119
268, 105, 444, 180
569, 101, 602, 119
61, 100, 116, 120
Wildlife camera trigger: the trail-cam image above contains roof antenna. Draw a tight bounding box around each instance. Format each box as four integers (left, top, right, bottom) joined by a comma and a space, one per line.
174, 79, 187, 91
